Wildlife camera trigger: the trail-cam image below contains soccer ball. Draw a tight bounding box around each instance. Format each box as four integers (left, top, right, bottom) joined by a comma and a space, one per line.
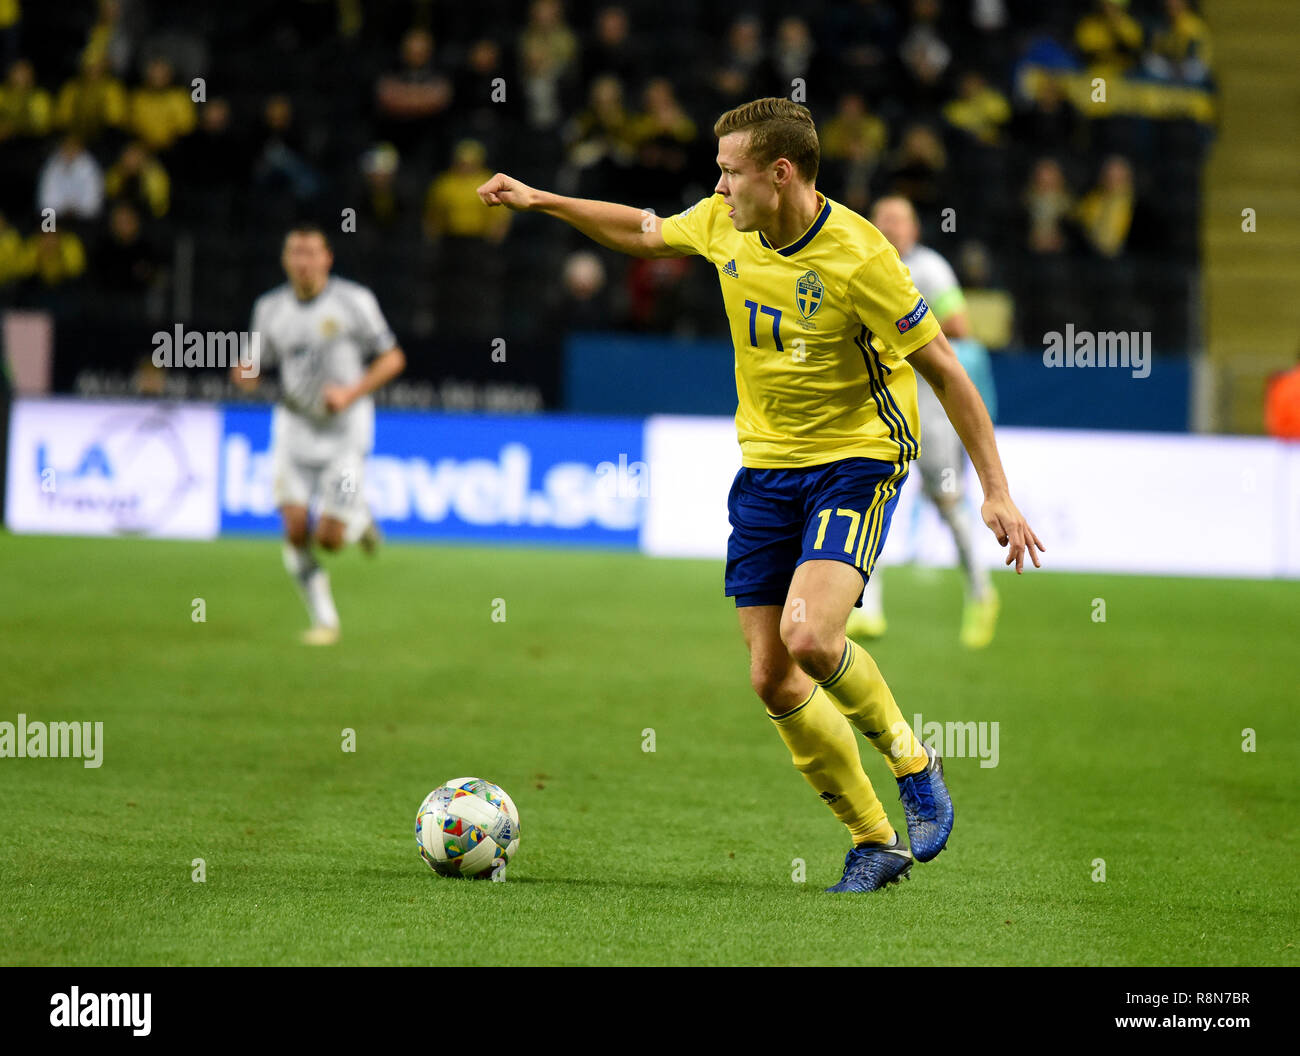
415, 777, 520, 878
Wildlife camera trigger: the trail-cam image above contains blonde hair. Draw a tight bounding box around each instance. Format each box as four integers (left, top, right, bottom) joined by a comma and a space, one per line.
713, 97, 819, 182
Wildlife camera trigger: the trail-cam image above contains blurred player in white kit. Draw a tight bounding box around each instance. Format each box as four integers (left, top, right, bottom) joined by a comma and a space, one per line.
846, 197, 1000, 648
233, 224, 405, 644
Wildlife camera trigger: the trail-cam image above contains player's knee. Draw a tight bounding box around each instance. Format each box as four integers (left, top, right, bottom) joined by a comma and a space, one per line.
749, 660, 787, 704
314, 526, 344, 551
283, 515, 309, 548
750, 661, 804, 712
932, 490, 960, 513
781, 627, 839, 678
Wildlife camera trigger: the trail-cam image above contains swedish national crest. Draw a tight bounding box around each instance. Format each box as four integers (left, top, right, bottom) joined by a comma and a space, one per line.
796, 270, 824, 321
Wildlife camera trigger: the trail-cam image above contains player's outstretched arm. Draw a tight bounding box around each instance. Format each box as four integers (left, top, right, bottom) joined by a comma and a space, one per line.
476, 172, 684, 260
909, 332, 1046, 573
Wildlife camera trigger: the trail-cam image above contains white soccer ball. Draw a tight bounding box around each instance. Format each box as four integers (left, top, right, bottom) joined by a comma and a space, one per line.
415, 777, 520, 878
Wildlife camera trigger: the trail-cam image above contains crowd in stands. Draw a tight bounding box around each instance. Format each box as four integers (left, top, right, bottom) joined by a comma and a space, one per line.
0, 0, 1214, 358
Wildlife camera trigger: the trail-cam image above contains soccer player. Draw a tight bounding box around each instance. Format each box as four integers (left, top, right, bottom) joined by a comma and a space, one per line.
232, 224, 405, 645
845, 196, 1001, 648
477, 99, 1043, 892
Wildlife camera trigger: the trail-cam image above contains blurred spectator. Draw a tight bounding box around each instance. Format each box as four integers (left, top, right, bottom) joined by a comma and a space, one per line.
426, 139, 508, 338
253, 94, 321, 203
881, 125, 948, 213
0, 59, 51, 140
94, 201, 162, 302
819, 0, 900, 100
519, 0, 578, 129
170, 97, 246, 196
358, 142, 408, 232
1075, 0, 1143, 74
627, 78, 697, 194
25, 228, 86, 287
1074, 155, 1134, 258
1011, 75, 1083, 158
1145, 0, 1213, 85
451, 37, 508, 145
822, 93, 888, 163
424, 139, 508, 243
772, 18, 816, 88
581, 7, 648, 96
1022, 157, 1073, 255
54, 53, 127, 142
899, 0, 952, 110
0, 0, 17, 71
565, 74, 637, 172
38, 136, 104, 223
128, 56, 196, 153
83, 0, 139, 79
545, 250, 617, 333
708, 16, 774, 112
820, 93, 888, 213
624, 255, 693, 332
943, 71, 1011, 146
0, 211, 32, 289
104, 140, 169, 219
374, 28, 453, 154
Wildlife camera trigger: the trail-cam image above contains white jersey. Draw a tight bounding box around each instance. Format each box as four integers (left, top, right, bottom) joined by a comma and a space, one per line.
250, 276, 397, 463
901, 245, 963, 434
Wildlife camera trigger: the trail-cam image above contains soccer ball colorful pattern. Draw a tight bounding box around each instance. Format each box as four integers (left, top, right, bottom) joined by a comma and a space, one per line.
415, 777, 520, 878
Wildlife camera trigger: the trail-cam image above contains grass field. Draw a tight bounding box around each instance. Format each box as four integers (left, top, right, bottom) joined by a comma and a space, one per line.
0, 532, 1296, 966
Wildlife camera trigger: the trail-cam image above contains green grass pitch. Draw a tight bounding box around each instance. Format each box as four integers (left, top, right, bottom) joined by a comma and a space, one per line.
0, 532, 1295, 966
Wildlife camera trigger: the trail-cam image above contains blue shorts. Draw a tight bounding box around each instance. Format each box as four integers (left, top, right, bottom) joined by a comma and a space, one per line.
725, 457, 909, 608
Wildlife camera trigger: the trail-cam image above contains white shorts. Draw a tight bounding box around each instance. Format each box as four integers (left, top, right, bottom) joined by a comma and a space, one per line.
272, 446, 366, 522
916, 387, 965, 503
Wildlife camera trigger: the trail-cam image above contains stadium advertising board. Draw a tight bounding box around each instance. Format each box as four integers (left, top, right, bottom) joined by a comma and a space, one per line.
6, 398, 1298, 578
641, 417, 1296, 579
4, 397, 220, 539
220, 405, 646, 548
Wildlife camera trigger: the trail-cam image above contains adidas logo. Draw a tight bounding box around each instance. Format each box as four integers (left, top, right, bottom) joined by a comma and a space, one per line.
722, 259, 739, 278
818, 791, 843, 804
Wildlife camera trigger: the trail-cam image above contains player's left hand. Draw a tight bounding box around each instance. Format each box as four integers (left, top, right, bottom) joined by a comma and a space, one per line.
981, 494, 1046, 573
322, 383, 355, 413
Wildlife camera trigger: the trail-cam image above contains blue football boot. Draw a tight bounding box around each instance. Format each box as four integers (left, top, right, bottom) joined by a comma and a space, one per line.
824, 831, 913, 893
896, 742, 954, 862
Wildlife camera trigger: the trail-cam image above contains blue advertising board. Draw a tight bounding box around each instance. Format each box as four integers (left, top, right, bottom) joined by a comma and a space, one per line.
219, 405, 647, 547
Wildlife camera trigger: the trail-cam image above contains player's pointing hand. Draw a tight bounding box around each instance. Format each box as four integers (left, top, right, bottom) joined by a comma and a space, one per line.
981, 494, 1046, 574
477, 173, 538, 211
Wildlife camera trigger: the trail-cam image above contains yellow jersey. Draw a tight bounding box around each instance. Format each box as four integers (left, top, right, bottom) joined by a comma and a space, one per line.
660, 191, 941, 469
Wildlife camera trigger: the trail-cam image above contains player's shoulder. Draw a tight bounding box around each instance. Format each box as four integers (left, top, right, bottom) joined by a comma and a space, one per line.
907, 243, 954, 272
819, 196, 895, 273
325, 276, 385, 321
326, 275, 377, 302
253, 282, 294, 313
670, 193, 725, 224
